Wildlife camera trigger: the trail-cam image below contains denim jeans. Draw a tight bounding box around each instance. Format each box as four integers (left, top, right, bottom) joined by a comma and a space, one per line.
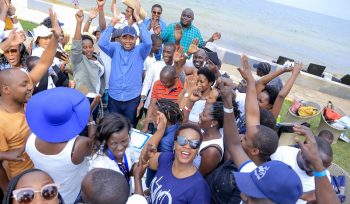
108, 95, 140, 127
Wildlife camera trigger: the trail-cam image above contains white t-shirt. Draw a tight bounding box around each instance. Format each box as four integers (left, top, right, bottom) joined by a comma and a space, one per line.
143, 55, 156, 71
271, 146, 330, 204
235, 90, 246, 115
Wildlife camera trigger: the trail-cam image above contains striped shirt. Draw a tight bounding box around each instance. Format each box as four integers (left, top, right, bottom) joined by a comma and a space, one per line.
161, 23, 204, 53
151, 79, 183, 102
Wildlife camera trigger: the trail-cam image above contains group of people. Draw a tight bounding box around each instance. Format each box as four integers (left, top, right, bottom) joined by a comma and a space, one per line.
0, 0, 342, 203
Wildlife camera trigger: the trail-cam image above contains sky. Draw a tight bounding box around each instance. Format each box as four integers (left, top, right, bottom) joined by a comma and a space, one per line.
267, 0, 350, 21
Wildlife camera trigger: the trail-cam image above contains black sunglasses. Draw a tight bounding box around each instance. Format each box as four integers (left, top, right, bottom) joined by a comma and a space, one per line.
176, 136, 201, 149
152, 11, 161, 15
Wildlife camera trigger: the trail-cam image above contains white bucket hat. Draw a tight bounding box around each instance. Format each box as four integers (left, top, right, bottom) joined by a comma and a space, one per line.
33, 25, 52, 43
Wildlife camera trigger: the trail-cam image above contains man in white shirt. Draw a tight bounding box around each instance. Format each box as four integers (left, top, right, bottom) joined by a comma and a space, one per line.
270, 135, 333, 204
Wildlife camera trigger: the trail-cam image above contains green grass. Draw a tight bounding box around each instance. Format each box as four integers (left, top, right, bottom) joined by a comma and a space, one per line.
280, 100, 350, 174
19, 19, 38, 31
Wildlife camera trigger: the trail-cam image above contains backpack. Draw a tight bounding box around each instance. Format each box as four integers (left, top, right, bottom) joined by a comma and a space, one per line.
206, 160, 241, 204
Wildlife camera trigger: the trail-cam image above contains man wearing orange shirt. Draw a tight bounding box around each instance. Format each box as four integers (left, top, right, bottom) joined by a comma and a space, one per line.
142, 66, 183, 132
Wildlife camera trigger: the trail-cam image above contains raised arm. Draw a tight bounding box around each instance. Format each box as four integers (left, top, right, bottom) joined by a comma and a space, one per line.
256, 67, 291, 93
0, 0, 9, 34
293, 125, 340, 204
140, 111, 168, 171
271, 63, 302, 118
98, 18, 118, 57
219, 77, 250, 168
240, 54, 260, 127
83, 8, 98, 32
0, 29, 25, 53
111, 0, 120, 18
203, 32, 221, 46
29, 9, 61, 85
132, 1, 152, 59
70, 10, 84, 66
97, 0, 106, 31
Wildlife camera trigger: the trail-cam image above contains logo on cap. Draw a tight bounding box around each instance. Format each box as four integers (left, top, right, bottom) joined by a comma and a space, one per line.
254, 166, 270, 180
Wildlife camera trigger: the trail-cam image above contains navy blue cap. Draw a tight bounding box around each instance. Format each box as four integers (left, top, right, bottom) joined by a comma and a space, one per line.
121, 26, 137, 37
234, 160, 303, 204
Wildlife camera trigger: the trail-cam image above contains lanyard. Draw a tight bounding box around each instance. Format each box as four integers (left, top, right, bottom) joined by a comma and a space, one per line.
106, 147, 130, 183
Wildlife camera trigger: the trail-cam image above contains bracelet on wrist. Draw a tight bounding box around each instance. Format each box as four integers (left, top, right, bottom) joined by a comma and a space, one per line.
98, 6, 104, 11
141, 156, 149, 164
8, 15, 17, 19
223, 106, 234, 113
313, 169, 327, 177
184, 105, 192, 112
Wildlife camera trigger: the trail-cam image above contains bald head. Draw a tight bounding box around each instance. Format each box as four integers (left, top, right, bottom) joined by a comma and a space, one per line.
160, 66, 177, 88
181, 8, 194, 27
0, 69, 28, 91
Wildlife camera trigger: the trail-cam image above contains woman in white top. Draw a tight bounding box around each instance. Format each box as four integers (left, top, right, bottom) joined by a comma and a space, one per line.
183, 67, 217, 124
89, 113, 137, 187
194, 101, 225, 176
25, 87, 92, 204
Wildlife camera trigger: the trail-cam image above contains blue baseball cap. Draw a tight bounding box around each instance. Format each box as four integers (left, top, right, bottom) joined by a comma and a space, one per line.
121, 26, 137, 37
233, 160, 303, 204
26, 87, 90, 143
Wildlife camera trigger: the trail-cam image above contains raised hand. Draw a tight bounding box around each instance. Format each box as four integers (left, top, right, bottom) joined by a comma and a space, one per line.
211, 32, 221, 41
217, 77, 234, 100
155, 111, 167, 131
7, 4, 16, 16
173, 46, 184, 62
0, 0, 10, 14
293, 125, 323, 170
207, 88, 219, 104
75, 9, 84, 23
89, 7, 99, 20
292, 62, 303, 76
238, 54, 254, 81
187, 38, 199, 54
133, 0, 141, 21
110, 16, 120, 26
190, 89, 202, 102
184, 74, 198, 92
153, 24, 161, 35
174, 24, 182, 42
7, 29, 26, 47
49, 9, 63, 40
133, 160, 148, 179
96, 0, 106, 7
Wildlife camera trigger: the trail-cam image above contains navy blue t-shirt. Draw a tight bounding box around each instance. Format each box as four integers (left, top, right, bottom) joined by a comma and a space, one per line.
149, 152, 211, 204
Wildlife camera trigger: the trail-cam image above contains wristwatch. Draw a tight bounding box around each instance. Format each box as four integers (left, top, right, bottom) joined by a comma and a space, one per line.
9, 15, 17, 19
140, 97, 146, 102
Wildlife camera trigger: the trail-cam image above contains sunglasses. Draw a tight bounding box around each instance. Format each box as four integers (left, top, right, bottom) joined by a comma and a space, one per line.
176, 136, 201, 149
12, 183, 59, 204
4, 48, 19, 54
152, 11, 161, 15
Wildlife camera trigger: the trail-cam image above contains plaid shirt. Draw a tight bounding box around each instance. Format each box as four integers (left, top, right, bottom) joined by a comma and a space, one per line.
161, 23, 204, 53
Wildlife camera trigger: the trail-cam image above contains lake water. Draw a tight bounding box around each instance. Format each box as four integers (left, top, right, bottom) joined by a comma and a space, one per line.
58, 0, 350, 75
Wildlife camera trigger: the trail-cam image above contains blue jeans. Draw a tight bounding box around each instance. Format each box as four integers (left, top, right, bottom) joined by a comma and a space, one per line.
108, 95, 140, 127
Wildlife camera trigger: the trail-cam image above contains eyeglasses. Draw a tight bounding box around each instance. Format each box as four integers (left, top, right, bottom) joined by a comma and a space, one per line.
176, 136, 201, 149
12, 183, 59, 204
4, 48, 19, 54
152, 11, 161, 15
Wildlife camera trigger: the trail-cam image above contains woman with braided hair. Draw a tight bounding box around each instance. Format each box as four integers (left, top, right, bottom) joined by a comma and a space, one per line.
145, 98, 183, 187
